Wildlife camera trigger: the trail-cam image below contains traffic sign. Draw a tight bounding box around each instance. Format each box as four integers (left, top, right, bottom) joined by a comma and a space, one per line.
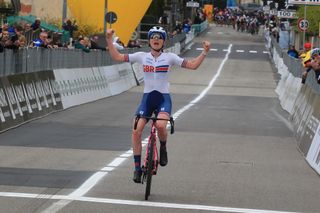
277, 10, 297, 19
288, 0, 320, 5
186, 1, 199, 7
297, 18, 309, 32
269, 9, 277, 15
105, 11, 117, 24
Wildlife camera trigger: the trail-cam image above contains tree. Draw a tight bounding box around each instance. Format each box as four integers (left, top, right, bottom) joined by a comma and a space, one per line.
295, 6, 320, 35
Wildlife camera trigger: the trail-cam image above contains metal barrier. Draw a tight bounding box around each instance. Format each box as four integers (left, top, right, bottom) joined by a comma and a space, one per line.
282, 53, 303, 78
0, 33, 187, 77
271, 36, 320, 96
191, 20, 209, 35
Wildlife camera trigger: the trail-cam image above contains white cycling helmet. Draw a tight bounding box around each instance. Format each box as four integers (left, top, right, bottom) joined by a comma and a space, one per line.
147, 26, 167, 41
311, 48, 320, 58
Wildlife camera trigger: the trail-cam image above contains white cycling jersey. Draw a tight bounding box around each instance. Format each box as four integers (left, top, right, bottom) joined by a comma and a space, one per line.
125, 52, 187, 93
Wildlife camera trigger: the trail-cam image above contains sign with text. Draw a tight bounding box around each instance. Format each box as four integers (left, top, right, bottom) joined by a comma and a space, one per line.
186, 1, 199, 7
269, 9, 277, 15
297, 18, 309, 31
288, 0, 320, 5
263, 5, 270, 13
306, 122, 320, 174
277, 10, 297, 19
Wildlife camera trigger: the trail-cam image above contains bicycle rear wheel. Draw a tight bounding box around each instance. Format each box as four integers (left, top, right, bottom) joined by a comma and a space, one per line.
145, 137, 155, 200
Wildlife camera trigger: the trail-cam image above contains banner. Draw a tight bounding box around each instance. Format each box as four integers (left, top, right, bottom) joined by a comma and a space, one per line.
306, 122, 320, 174
67, 0, 152, 45
203, 5, 213, 23
0, 71, 63, 132
288, 0, 320, 5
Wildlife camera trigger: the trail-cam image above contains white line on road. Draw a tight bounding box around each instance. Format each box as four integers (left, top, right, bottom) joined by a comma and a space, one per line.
107, 157, 127, 167
0, 192, 300, 213
196, 48, 268, 54
196, 48, 218, 51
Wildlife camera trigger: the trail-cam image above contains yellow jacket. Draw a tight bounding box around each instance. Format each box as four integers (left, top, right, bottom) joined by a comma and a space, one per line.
300, 50, 311, 67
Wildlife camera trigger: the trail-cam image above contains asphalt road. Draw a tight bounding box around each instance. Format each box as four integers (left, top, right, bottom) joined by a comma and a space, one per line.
0, 25, 319, 213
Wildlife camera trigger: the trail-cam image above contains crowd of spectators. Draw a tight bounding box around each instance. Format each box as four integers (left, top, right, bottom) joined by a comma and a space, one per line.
0, 8, 213, 54
0, 23, 26, 51
297, 43, 320, 84
0, 17, 144, 53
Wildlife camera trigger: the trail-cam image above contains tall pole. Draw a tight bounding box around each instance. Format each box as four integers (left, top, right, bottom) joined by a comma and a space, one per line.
303, 3, 306, 45
104, 0, 108, 33
62, 0, 67, 26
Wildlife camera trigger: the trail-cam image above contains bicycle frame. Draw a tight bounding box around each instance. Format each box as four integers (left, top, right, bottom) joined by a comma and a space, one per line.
143, 122, 159, 178
133, 114, 174, 200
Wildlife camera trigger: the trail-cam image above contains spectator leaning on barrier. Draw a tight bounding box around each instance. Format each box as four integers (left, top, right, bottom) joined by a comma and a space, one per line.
287, 45, 299, 59
0, 30, 13, 50
90, 35, 106, 50
75, 37, 90, 53
300, 42, 312, 84
18, 35, 26, 48
30, 31, 53, 48
10, 25, 24, 50
310, 48, 320, 84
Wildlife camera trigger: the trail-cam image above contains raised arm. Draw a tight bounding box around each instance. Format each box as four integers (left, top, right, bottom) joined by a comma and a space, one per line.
106, 29, 126, 62
184, 41, 210, 70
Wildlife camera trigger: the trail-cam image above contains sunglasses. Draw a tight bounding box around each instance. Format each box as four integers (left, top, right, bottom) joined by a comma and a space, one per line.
150, 33, 163, 40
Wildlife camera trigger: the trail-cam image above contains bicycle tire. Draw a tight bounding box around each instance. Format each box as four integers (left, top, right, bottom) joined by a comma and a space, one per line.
145, 136, 155, 200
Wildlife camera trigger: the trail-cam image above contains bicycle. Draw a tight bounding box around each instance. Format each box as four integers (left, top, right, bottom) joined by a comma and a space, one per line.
134, 114, 174, 200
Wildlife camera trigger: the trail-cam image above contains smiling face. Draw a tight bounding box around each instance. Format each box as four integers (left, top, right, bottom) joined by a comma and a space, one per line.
149, 33, 164, 51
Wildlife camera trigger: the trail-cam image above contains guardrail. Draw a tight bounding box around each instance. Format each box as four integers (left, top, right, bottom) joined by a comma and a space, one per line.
0, 33, 187, 77
0, 29, 193, 133
270, 36, 320, 96
191, 20, 209, 35
267, 33, 320, 175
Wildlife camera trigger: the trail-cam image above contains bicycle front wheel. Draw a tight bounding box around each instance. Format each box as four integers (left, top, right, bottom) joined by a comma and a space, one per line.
145, 137, 155, 200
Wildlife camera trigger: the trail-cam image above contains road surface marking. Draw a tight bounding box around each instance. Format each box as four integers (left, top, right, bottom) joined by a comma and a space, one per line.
0, 192, 300, 213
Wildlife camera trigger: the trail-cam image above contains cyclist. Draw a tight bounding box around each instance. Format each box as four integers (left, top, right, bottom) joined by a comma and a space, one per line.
106, 26, 210, 183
